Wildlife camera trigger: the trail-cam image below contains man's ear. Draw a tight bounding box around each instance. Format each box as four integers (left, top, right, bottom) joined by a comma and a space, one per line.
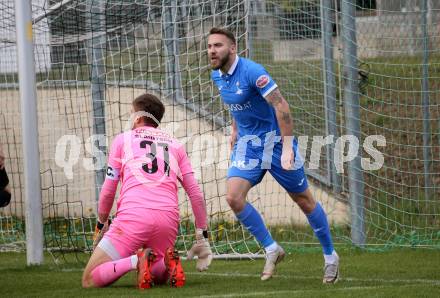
134, 116, 143, 125
230, 42, 237, 53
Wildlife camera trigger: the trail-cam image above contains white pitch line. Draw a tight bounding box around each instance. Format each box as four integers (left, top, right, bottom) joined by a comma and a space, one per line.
59, 268, 440, 286
187, 272, 440, 286
61, 268, 83, 272
197, 284, 417, 298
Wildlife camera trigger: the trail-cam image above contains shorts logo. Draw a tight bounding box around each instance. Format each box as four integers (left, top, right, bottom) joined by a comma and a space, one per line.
231, 160, 246, 168
256, 75, 270, 88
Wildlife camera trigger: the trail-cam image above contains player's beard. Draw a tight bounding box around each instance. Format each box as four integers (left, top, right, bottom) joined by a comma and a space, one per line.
211, 54, 230, 70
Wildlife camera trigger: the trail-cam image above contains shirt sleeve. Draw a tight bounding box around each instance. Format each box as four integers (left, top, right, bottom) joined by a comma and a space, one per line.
106, 135, 122, 181
180, 172, 207, 229
247, 63, 278, 98
177, 144, 194, 177
98, 179, 118, 215
98, 135, 122, 215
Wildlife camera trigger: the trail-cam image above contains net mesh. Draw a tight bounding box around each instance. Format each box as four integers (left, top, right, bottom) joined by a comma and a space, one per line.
0, 0, 439, 262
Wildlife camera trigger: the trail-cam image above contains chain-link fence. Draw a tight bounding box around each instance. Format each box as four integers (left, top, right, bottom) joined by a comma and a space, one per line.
248, 0, 439, 246
0, 1, 439, 260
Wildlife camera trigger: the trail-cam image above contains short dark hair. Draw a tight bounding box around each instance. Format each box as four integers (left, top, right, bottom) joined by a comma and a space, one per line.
132, 93, 165, 128
209, 27, 236, 44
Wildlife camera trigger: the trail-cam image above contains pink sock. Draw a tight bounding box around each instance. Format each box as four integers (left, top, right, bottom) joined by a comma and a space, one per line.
91, 256, 136, 287
151, 258, 168, 284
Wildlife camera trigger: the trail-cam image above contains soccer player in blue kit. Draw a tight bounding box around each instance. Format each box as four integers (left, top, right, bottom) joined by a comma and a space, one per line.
208, 27, 339, 283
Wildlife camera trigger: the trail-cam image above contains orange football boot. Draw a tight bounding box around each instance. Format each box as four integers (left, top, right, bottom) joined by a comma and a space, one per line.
165, 247, 185, 288
137, 248, 156, 289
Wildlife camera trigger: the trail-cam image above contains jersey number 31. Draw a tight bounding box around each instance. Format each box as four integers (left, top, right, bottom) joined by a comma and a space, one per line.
140, 140, 170, 176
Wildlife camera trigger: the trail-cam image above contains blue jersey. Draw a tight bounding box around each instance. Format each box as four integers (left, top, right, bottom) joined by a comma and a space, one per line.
211, 56, 280, 141
212, 56, 307, 193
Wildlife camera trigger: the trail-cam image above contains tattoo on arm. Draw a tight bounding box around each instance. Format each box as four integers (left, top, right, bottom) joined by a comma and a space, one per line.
265, 88, 283, 107
281, 111, 291, 124
266, 88, 292, 125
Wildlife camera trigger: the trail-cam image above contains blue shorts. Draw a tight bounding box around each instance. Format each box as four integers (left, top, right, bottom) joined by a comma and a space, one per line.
227, 140, 308, 194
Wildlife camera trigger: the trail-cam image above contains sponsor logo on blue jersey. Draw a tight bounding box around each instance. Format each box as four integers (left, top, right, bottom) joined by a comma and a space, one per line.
211, 56, 280, 141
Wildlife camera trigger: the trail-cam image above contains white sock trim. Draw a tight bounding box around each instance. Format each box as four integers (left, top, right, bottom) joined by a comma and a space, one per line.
324, 250, 338, 264
265, 242, 278, 253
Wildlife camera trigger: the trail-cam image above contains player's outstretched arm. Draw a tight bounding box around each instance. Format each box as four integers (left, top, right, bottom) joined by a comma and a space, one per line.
265, 88, 295, 170
179, 170, 212, 271
177, 143, 212, 270
93, 177, 118, 250
92, 136, 122, 250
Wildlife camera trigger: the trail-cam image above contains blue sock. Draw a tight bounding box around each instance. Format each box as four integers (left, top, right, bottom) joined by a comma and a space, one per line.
236, 203, 274, 248
306, 203, 334, 255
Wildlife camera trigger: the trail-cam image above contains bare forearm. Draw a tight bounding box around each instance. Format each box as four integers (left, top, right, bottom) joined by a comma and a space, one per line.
229, 118, 238, 150
275, 105, 293, 140
231, 118, 237, 134
265, 88, 294, 141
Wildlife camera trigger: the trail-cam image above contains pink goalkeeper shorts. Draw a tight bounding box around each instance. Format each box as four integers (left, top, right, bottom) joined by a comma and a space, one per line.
101, 208, 179, 260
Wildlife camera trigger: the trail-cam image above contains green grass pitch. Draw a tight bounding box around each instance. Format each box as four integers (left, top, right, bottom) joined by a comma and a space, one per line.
1, 248, 439, 297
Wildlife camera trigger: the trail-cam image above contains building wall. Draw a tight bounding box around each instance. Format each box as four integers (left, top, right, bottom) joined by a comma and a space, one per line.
272, 12, 439, 61
377, 0, 440, 13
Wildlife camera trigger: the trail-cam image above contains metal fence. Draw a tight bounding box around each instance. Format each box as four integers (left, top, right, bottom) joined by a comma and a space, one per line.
248, 0, 439, 245
0, 1, 439, 258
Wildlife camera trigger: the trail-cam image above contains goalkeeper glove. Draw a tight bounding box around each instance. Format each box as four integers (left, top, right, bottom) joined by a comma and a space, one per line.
187, 229, 212, 271
92, 219, 111, 250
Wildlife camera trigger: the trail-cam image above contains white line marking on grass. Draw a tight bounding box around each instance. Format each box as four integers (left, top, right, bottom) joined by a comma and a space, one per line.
60, 268, 440, 286
197, 285, 415, 298
187, 272, 440, 286
61, 268, 82, 272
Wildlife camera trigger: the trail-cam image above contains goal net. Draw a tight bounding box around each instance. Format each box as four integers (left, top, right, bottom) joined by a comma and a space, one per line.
0, 0, 438, 262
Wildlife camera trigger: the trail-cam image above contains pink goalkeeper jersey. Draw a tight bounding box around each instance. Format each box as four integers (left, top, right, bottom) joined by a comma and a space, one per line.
107, 126, 193, 214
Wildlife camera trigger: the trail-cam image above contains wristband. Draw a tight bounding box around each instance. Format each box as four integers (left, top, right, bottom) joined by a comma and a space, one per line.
96, 219, 111, 230
96, 221, 104, 230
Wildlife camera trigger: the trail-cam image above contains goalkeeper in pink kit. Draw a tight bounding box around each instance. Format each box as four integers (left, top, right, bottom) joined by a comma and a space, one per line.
82, 93, 212, 289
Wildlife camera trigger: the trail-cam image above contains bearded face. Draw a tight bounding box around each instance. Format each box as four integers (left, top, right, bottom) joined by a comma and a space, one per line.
207, 34, 236, 71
